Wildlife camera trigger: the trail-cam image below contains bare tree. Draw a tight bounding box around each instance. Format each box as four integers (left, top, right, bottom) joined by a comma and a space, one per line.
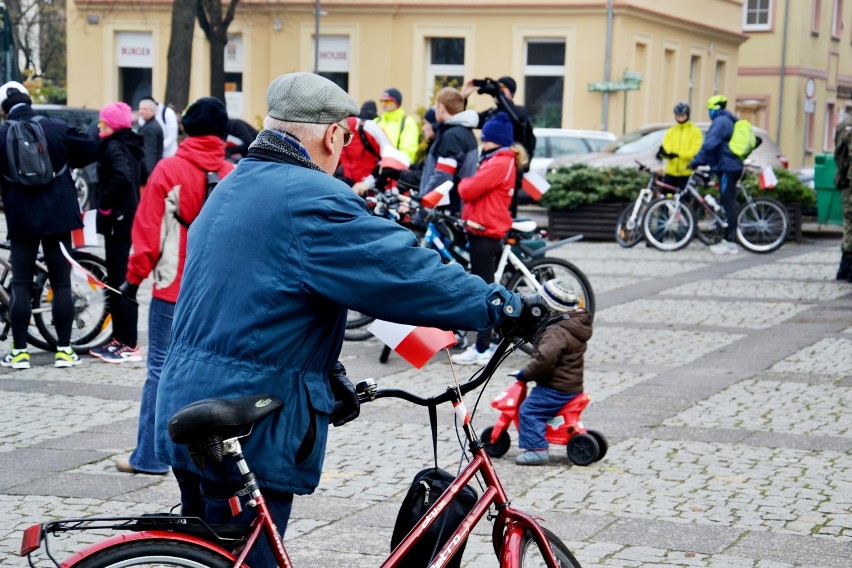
196, 0, 238, 102
164, 0, 197, 112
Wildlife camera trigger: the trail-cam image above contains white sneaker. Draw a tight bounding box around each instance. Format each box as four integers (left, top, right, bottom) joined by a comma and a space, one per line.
451, 345, 494, 366
709, 241, 738, 255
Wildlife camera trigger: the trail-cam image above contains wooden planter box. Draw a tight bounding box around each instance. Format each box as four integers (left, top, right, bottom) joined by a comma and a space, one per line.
547, 201, 804, 243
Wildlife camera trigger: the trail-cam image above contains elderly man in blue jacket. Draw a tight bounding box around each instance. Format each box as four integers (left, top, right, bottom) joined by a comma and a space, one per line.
153, 72, 547, 566
688, 94, 743, 255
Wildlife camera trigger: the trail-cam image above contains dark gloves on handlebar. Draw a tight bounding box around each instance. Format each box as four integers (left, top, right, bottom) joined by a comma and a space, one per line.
119, 281, 139, 301
499, 294, 551, 344
329, 361, 360, 427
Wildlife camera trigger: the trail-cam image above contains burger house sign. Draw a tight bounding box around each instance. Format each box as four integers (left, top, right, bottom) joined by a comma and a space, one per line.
116, 32, 154, 68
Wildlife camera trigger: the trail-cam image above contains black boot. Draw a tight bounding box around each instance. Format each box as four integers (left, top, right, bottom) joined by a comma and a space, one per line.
838, 252, 852, 281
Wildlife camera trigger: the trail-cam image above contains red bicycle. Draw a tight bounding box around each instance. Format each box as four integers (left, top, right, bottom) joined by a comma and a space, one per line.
20, 329, 582, 567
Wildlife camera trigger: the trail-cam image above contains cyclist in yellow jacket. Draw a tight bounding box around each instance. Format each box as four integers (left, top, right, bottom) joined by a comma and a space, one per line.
657, 102, 703, 189
376, 87, 420, 163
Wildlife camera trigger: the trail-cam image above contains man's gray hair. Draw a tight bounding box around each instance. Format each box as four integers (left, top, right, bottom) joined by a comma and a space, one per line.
263, 116, 331, 141
139, 99, 157, 112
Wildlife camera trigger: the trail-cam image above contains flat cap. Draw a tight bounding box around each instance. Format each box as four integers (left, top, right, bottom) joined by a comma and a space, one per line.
267, 72, 359, 124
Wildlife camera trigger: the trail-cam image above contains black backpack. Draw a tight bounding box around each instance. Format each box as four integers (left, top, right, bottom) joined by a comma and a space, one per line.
174, 170, 220, 228
4, 116, 65, 186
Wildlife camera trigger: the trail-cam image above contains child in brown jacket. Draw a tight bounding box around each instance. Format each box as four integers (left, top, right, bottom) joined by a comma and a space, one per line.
515, 279, 593, 465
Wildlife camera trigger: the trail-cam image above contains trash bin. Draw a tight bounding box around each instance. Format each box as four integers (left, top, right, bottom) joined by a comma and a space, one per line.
814, 153, 844, 225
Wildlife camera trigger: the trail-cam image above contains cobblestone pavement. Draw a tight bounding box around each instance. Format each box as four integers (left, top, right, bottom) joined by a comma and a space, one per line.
1, 234, 850, 567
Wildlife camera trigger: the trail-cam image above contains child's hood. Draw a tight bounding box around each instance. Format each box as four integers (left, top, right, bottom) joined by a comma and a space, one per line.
561, 309, 593, 342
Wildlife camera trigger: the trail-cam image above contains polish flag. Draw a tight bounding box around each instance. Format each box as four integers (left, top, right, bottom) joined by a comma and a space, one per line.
758, 166, 778, 190
368, 320, 457, 369
419, 180, 453, 208
380, 146, 410, 171
435, 157, 458, 175
59, 242, 116, 293
522, 172, 551, 201
71, 209, 99, 248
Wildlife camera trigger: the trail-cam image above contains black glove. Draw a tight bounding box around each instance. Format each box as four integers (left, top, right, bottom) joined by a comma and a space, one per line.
499, 294, 551, 343
329, 361, 360, 427
119, 281, 139, 301
513, 370, 530, 383
478, 79, 500, 97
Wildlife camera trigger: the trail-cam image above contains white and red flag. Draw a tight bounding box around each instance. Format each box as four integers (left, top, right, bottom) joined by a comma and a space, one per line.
758, 166, 778, 190
521, 172, 551, 201
435, 156, 458, 176
379, 146, 410, 171
59, 242, 119, 294
419, 180, 453, 209
368, 319, 457, 369
71, 209, 98, 248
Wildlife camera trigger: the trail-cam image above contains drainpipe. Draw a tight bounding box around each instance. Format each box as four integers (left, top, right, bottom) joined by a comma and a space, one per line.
776, 0, 790, 143
602, 0, 614, 131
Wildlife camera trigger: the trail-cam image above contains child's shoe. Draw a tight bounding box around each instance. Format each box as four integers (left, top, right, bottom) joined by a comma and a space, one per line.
515, 450, 550, 465
1, 348, 30, 369
55, 347, 81, 368
90, 339, 142, 363
451, 345, 494, 366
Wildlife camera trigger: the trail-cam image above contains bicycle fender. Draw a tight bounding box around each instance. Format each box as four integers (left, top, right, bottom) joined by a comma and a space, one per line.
62, 530, 238, 567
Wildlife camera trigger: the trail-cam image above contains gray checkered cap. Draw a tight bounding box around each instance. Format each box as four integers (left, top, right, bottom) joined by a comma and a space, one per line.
266, 72, 359, 124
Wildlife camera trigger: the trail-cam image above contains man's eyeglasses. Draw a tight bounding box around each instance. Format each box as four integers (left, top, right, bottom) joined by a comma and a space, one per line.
337, 122, 354, 147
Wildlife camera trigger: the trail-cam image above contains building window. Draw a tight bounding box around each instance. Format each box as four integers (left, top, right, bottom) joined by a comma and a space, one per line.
688, 55, 701, 109
812, 0, 822, 34
714, 60, 726, 95
115, 31, 153, 107
317, 35, 350, 92
427, 37, 465, 92
826, 102, 837, 150
523, 39, 566, 128
224, 34, 244, 118
743, 0, 772, 31
832, 0, 843, 38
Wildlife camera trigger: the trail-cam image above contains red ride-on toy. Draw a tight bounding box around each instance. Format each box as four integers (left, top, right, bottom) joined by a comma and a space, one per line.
480, 380, 608, 466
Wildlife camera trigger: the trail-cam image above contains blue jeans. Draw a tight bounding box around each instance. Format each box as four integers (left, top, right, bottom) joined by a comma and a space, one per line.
518, 386, 577, 451
129, 298, 173, 474
175, 468, 294, 567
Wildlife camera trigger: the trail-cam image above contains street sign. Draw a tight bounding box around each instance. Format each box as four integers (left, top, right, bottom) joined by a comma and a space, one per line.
805, 77, 816, 100
588, 81, 641, 92
804, 99, 815, 114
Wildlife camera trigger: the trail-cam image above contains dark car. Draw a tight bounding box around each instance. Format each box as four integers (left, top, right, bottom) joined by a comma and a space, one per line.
31, 104, 100, 210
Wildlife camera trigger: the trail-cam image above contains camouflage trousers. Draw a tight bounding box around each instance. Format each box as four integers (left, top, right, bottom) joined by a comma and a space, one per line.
844, 187, 852, 254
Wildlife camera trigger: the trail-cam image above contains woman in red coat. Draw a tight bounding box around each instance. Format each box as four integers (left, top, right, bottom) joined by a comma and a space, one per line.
452, 112, 528, 366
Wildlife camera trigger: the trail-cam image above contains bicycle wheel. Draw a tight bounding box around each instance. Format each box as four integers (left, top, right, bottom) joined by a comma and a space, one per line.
344, 310, 375, 341
32, 251, 111, 353
736, 197, 789, 253
614, 201, 646, 248
73, 539, 234, 567
518, 527, 582, 568
642, 198, 695, 251
506, 258, 595, 317
692, 204, 724, 246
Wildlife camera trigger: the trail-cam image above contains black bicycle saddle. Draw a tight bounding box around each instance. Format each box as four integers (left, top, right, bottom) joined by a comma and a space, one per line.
168, 394, 284, 445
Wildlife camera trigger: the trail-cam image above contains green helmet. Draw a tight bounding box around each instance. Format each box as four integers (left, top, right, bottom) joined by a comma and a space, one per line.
706, 95, 727, 111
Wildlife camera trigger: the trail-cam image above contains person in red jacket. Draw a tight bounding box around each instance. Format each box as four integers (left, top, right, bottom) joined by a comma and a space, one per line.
452, 112, 528, 366
113, 97, 234, 475
338, 116, 392, 194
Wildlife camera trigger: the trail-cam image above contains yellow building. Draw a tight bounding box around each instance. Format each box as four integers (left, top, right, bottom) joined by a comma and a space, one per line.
738, 0, 852, 169
67, 0, 745, 135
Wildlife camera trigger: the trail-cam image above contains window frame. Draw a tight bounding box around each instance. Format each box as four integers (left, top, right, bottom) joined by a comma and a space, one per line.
812, 0, 822, 35
743, 0, 773, 31
832, 0, 843, 38
523, 38, 567, 128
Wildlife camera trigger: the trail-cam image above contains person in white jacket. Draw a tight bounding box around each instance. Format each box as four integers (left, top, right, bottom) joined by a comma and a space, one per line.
155, 101, 179, 157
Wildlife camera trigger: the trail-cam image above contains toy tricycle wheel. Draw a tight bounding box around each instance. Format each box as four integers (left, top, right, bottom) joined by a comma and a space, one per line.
480, 426, 510, 457
586, 429, 608, 461
566, 433, 600, 466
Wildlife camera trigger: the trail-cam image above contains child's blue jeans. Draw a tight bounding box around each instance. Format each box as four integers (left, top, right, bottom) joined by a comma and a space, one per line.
518, 386, 578, 451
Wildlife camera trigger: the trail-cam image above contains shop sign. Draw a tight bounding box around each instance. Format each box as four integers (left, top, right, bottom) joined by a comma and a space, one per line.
116, 32, 153, 68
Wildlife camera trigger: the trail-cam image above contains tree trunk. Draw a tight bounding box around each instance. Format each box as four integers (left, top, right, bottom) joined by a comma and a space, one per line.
197, 0, 239, 104
164, 0, 196, 112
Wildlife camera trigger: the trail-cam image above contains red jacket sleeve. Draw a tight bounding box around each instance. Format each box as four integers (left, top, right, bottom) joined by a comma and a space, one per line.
126, 161, 172, 285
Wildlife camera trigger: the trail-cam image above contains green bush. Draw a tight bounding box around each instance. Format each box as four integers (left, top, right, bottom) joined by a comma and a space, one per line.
539, 164, 651, 210
540, 164, 815, 210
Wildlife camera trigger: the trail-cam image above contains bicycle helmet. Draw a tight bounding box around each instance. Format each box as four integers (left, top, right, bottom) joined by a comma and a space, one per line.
706, 95, 727, 111
673, 102, 690, 118
541, 279, 580, 313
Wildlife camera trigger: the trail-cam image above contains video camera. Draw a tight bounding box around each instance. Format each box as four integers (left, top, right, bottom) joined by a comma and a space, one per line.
472, 77, 500, 97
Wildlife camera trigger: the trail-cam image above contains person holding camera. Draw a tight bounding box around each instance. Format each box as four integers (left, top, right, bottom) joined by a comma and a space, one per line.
462, 76, 536, 217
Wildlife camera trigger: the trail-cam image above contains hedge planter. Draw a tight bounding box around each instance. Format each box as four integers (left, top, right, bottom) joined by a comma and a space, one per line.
547, 201, 803, 243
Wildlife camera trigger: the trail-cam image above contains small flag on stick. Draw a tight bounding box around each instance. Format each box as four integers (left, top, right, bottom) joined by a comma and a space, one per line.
71, 209, 98, 248
59, 242, 120, 295
758, 166, 778, 190
368, 320, 457, 369
379, 146, 411, 171
521, 172, 551, 201
419, 180, 453, 209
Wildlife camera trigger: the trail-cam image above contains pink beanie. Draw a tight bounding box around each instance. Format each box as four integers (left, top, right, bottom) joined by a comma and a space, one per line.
100, 101, 132, 131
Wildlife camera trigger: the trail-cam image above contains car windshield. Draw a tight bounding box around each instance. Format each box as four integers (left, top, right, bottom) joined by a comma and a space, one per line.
586, 138, 612, 151
548, 136, 592, 158
601, 129, 666, 154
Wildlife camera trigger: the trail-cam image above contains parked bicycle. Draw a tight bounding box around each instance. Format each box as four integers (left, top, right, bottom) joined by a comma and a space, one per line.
20, 323, 582, 567
642, 162, 790, 253
614, 161, 669, 248
0, 242, 111, 353
346, 189, 596, 349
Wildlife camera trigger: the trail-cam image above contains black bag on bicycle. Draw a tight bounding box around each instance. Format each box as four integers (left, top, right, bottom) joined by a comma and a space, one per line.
390, 466, 478, 568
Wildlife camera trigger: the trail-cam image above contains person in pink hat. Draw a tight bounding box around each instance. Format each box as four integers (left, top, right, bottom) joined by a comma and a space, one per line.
90, 101, 146, 364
